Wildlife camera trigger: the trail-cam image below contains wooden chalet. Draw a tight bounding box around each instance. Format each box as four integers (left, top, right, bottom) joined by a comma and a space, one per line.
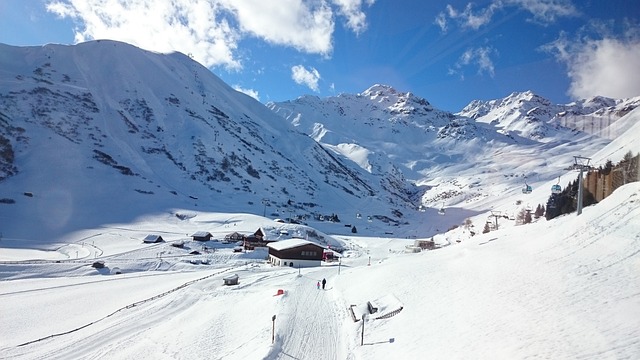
267, 239, 324, 268
191, 231, 213, 241
244, 227, 272, 250
224, 232, 245, 242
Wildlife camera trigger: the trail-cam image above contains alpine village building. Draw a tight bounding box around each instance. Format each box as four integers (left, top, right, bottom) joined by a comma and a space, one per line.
267, 239, 324, 268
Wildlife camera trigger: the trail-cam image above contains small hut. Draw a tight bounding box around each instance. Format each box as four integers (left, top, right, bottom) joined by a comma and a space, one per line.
143, 234, 164, 243
191, 231, 213, 241
223, 274, 239, 286
414, 239, 435, 250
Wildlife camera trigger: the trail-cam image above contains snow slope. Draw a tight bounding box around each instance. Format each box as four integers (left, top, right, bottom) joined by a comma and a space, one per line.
1, 183, 638, 359
0, 41, 383, 241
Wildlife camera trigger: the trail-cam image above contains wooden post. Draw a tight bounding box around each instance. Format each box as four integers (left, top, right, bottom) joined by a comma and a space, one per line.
361, 314, 366, 345
272, 315, 276, 344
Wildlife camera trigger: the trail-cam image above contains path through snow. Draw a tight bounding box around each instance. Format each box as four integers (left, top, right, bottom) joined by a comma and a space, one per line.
268, 269, 348, 359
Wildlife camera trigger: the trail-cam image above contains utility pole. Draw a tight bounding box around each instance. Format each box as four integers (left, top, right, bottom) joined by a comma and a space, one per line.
573, 156, 592, 216
262, 198, 269, 217
361, 314, 366, 345
271, 315, 276, 344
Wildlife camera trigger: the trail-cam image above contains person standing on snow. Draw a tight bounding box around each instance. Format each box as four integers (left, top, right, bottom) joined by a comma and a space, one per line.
317, 281, 320, 289
322, 278, 326, 290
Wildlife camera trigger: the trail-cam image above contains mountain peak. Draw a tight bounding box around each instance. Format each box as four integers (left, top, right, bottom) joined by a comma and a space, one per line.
361, 84, 398, 96
359, 84, 433, 112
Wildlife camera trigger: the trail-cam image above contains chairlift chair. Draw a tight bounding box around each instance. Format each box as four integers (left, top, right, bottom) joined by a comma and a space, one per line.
551, 177, 562, 194
356, 213, 362, 219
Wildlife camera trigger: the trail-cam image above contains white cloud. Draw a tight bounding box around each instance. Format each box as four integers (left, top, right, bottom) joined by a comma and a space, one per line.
233, 85, 260, 101
434, 12, 448, 32
218, 0, 334, 55
544, 34, 640, 99
46, 0, 376, 69
332, 0, 376, 34
450, 46, 496, 79
291, 65, 321, 92
445, 3, 499, 30
47, 0, 242, 69
437, 0, 577, 31
509, 0, 578, 24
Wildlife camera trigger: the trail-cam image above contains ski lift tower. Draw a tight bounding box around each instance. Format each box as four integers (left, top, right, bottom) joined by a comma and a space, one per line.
573, 156, 592, 216
489, 210, 501, 230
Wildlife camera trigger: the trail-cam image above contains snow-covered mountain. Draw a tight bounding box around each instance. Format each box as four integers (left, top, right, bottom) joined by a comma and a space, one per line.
0, 41, 390, 240
268, 85, 638, 215
1, 41, 639, 244
458, 90, 640, 140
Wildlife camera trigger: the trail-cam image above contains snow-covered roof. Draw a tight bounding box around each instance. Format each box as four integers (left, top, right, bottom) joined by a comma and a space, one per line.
191, 231, 212, 237
267, 239, 323, 251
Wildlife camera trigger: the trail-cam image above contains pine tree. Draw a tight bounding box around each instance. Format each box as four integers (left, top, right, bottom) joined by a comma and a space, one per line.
545, 194, 560, 220
534, 204, 545, 219
516, 208, 527, 225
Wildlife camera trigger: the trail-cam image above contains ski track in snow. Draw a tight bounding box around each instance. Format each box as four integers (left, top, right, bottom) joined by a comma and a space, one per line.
270, 270, 345, 360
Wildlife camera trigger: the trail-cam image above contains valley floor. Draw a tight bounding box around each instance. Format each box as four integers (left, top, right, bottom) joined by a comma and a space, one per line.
1, 184, 639, 359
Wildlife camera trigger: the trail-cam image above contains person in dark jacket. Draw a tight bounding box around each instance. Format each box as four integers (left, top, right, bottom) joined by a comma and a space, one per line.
321, 278, 326, 290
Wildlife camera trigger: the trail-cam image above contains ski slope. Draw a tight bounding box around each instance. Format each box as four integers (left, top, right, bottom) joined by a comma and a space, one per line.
1, 183, 639, 359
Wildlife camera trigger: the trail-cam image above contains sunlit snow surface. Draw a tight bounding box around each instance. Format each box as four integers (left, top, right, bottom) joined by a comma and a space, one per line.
1, 183, 639, 359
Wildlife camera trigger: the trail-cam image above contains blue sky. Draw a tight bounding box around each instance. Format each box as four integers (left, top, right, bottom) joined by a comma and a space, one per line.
1, 0, 639, 111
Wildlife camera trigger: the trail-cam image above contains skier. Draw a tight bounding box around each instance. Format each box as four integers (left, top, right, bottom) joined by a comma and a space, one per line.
322, 278, 326, 290
317, 281, 320, 290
